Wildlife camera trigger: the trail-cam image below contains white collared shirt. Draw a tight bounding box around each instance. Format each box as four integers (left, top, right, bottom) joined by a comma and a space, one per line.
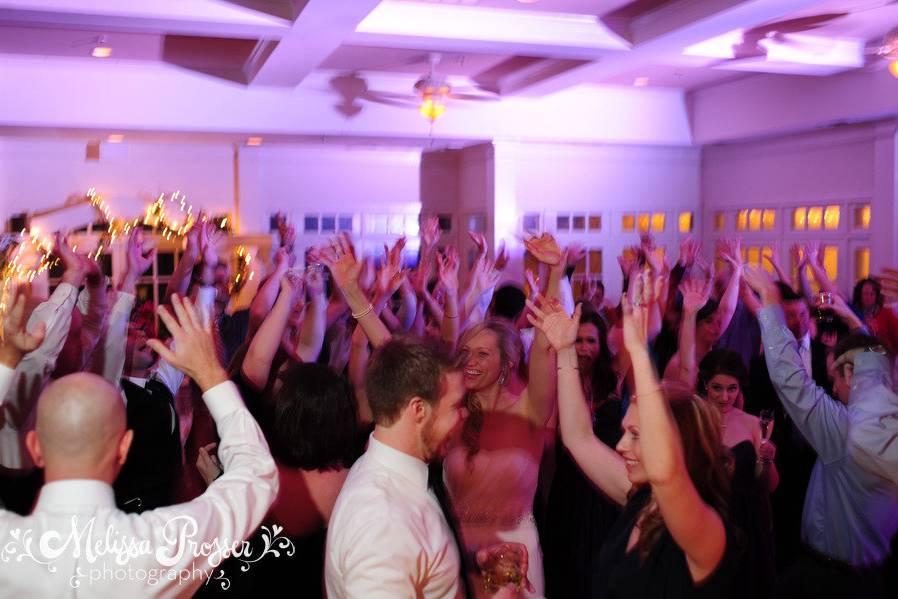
325, 435, 462, 599
0, 381, 278, 598
799, 332, 813, 376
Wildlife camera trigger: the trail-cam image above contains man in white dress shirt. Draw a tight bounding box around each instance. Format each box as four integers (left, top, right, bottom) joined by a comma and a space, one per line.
0, 293, 279, 597
326, 337, 468, 598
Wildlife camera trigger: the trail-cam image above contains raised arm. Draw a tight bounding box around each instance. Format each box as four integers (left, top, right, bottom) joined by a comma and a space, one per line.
522, 234, 563, 426
0, 286, 46, 396
744, 266, 849, 462
321, 233, 391, 349
242, 274, 299, 390
804, 241, 839, 297
763, 242, 788, 283
527, 299, 631, 506
716, 237, 744, 335
164, 225, 200, 304
249, 247, 290, 335
146, 295, 278, 591
294, 268, 327, 362
622, 268, 726, 583
677, 277, 712, 387
435, 247, 460, 350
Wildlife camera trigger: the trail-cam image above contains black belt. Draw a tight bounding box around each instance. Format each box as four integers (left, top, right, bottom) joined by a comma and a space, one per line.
802, 544, 883, 576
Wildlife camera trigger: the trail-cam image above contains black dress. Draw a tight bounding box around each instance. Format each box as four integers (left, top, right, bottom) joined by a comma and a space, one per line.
729, 441, 775, 599
594, 486, 734, 599
543, 399, 623, 598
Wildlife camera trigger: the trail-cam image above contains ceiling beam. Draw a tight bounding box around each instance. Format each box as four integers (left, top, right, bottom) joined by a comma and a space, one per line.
350, 0, 630, 61
0, 0, 291, 38
249, 0, 381, 87
514, 0, 822, 96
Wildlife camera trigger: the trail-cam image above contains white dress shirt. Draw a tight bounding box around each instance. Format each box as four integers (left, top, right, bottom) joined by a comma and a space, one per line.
0, 380, 279, 598
798, 332, 812, 376
0, 283, 79, 469
325, 435, 462, 599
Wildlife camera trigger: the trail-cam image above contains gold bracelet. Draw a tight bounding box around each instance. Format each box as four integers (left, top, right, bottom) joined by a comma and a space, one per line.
630, 386, 663, 401
351, 303, 374, 319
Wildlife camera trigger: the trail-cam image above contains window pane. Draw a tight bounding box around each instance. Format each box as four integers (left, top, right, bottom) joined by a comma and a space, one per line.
589, 250, 602, 275
405, 217, 419, 237
855, 205, 871, 230
762, 209, 776, 231
714, 211, 725, 231
321, 215, 336, 232
651, 213, 665, 232
523, 213, 540, 232
747, 246, 761, 264
389, 214, 404, 234
761, 247, 774, 274
824, 205, 840, 230
637, 213, 650, 233
467, 214, 486, 233
737, 209, 748, 231
622, 214, 635, 232
855, 248, 870, 280
572, 215, 586, 231
793, 208, 806, 231
156, 252, 175, 276
556, 215, 570, 231
303, 215, 318, 233
807, 207, 823, 230
338, 216, 353, 232
678, 212, 693, 233
438, 214, 453, 231
823, 246, 838, 280
588, 215, 602, 231
372, 214, 388, 235
749, 209, 762, 231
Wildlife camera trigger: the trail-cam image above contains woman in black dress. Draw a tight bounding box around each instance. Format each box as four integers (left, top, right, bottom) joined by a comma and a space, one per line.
528, 269, 734, 599
542, 310, 622, 598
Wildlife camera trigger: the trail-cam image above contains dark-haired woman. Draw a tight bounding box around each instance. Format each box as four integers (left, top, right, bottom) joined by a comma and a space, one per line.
853, 277, 898, 354
198, 331, 360, 596
542, 310, 622, 598
530, 271, 736, 599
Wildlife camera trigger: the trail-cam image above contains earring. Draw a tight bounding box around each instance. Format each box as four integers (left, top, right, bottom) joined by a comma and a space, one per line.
498, 367, 508, 387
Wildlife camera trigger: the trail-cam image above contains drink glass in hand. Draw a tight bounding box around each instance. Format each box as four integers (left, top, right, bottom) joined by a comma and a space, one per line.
481, 547, 525, 593
815, 291, 834, 323
759, 409, 774, 448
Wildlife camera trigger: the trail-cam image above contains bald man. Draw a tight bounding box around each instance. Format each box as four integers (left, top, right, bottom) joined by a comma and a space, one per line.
0, 293, 279, 597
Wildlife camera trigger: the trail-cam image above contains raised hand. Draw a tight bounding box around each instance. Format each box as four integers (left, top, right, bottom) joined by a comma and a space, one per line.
126, 229, 155, 279
468, 231, 488, 262
420, 216, 440, 248
803, 240, 820, 267
718, 237, 743, 271
436, 247, 459, 295
474, 258, 501, 295
494, 241, 509, 272
524, 233, 563, 267
0, 286, 46, 367
147, 295, 227, 392
524, 269, 541, 300
184, 224, 201, 264
200, 222, 222, 265
621, 284, 650, 356
526, 296, 581, 352
617, 252, 636, 277
320, 234, 363, 294
763, 241, 782, 270
678, 237, 700, 268
55, 233, 87, 286
680, 277, 712, 314
817, 292, 864, 330
743, 265, 780, 305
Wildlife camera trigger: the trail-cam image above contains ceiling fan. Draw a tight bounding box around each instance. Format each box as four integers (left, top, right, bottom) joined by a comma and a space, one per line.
328, 53, 498, 121
718, 13, 849, 64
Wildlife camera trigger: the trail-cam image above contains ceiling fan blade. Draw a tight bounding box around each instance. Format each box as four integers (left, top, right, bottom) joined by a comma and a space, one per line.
447, 92, 500, 102
744, 13, 848, 37
361, 92, 418, 108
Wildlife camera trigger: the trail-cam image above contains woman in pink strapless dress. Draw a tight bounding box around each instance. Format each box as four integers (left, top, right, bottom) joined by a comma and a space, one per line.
444, 316, 558, 599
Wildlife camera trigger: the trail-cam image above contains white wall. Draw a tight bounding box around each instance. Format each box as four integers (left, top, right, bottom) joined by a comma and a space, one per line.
0, 137, 234, 225
701, 123, 886, 293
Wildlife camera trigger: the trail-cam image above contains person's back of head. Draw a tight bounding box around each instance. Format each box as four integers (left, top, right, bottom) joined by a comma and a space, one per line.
26, 373, 133, 484
490, 284, 526, 323
273, 363, 359, 470
775, 281, 803, 304
365, 337, 450, 426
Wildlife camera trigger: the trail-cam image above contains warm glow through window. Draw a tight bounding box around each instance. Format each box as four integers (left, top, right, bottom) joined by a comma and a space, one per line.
679, 212, 693, 233
749, 209, 762, 231
589, 250, 602, 275
762, 246, 775, 274
855, 205, 870, 230
856, 248, 870, 280
651, 213, 665, 232
824, 205, 840, 230
747, 246, 761, 264
714, 212, 725, 231
589, 215, 602, 231
763, 209, 776, 231
793, 208, 806, 230
807, 207, 823, 230
622, 214, 635, 232
823, 246, 838, 280
737, 210, 748, 231
637, 213, 650, 233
